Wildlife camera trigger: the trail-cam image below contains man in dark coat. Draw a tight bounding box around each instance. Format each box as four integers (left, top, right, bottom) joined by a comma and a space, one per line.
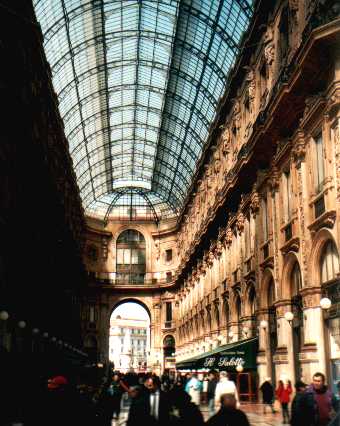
127, 376, 171, 426
206, 394, 250, 426
298, 372, 338, 426
260, 377, 275, 414
290, 380, 307, 426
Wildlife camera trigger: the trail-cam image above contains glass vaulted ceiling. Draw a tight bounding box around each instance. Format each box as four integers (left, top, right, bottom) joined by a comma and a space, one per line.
34, 0, 254, 221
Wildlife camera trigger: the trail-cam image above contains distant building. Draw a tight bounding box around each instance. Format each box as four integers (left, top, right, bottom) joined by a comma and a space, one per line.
109, 315, 149, 373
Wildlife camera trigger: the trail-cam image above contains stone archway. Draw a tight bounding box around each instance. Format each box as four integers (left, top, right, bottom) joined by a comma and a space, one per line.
109, 298, 151, 373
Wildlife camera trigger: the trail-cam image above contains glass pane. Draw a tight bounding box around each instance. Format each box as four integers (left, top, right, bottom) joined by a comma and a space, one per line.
34, 0, 254, 219
131, 249, 139, 265
124, 248, 131, 265
117, 249, 124, 265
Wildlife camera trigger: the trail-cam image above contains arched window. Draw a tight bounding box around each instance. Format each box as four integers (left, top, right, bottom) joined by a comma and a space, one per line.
224, 298, 230, 326
291, 261, 302, 296
249, 286, 256, 316
116, 229, 146, 284
290, 261, 303, 381
235, 292, 242, 339
320, 240, 340, 284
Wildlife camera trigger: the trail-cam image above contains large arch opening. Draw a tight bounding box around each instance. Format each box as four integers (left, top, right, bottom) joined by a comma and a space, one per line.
109, 300, 151, 373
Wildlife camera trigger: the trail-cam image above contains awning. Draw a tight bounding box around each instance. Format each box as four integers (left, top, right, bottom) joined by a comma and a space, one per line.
176, 337, 258, 371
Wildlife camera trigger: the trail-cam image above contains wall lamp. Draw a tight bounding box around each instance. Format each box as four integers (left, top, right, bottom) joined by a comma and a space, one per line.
284, 311, 294, 325
320, 297, 331, 310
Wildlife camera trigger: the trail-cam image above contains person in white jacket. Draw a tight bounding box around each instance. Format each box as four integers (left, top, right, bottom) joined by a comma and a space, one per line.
214, 371, 240, 410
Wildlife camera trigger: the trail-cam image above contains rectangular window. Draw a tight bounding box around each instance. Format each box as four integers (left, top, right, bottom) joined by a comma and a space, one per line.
283, 170, 292, 222
165, 249, 173, 262
166, 302, 172, 322
262, 197, 269, 241
314, 133, 325, 193
166, 272, 172, 283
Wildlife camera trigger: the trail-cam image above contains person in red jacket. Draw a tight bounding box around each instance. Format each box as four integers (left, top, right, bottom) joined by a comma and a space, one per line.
276, 379, 292, 424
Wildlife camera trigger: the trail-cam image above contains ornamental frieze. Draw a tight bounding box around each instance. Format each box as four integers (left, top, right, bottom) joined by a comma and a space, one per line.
236, 211, 245, 235
221, 127, 231, 156
250, 186, 260, 217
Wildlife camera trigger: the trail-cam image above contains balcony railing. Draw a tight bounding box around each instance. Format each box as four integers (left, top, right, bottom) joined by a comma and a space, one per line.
88, 271, 176, 286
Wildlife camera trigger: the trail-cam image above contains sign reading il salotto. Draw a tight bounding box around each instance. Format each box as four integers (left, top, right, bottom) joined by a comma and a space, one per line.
203, 355, 246, 368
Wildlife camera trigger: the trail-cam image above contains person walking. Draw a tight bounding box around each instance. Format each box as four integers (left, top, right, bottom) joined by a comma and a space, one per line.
290, 380, 307, 426
184, 373, 202, 406
206, 394, 250, 426
276, 379, 292, 424
171, 391, 204, 426
108, 373, 124, 420
207, 370, 218, 418
260, 377, 275, 414
299, 372, 338, 426
214, 371, 240, 411
127, 375, 171, 426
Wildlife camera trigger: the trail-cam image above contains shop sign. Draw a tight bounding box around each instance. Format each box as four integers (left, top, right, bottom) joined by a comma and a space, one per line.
218, 356, 245, 367
203, 355, 245, 368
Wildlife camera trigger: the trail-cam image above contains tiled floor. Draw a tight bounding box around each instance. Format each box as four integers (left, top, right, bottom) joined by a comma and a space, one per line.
113, 400, 285, 426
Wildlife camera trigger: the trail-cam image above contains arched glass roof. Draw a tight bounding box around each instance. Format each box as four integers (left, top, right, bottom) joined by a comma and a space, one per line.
34, 0, 254, 221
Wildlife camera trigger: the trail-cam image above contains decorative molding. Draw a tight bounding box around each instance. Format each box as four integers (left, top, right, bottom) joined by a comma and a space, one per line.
307, 210, 336, 235
280, 237, 300, 255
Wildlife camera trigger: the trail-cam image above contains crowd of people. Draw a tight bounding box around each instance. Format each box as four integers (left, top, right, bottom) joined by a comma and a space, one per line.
260, 372, 340, 426
7, 367, 340, 425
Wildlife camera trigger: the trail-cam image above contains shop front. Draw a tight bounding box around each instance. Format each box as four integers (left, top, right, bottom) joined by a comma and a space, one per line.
325, 280, 340, 393
176, 337, 258, 401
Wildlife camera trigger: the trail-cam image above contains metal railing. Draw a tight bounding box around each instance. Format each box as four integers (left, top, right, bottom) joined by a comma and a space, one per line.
88, 271, 176, 286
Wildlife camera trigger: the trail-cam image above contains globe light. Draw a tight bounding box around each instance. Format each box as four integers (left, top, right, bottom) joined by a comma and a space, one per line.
51, 336, 56, 342
43, 332, 49, 338
0, 310, 9, 321
18, 321, 26, 329
260, 320, 268, 329
32, 328, 40, 335
236, 364, 244, 372
320, 297, 332, 310
284, 311, 294, 323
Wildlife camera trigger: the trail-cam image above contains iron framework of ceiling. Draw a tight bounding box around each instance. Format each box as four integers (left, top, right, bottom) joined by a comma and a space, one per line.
33, 0, 254, 221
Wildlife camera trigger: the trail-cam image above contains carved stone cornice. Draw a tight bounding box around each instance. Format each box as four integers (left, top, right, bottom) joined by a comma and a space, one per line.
214, 239, 223, 258
225, 227, 233, 248
259, 255, 274, 271
207, 250, 215, 267
236, 210, 245, 235
268, 165, 280, 193
307, 209, 336, 236
250, 185, 260, 217
280, 237, 300, 255
221, 126, 230, 156
291, 128, 306, 165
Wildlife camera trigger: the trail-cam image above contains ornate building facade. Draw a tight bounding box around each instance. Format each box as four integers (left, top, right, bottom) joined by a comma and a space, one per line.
79, 0, 340, 391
